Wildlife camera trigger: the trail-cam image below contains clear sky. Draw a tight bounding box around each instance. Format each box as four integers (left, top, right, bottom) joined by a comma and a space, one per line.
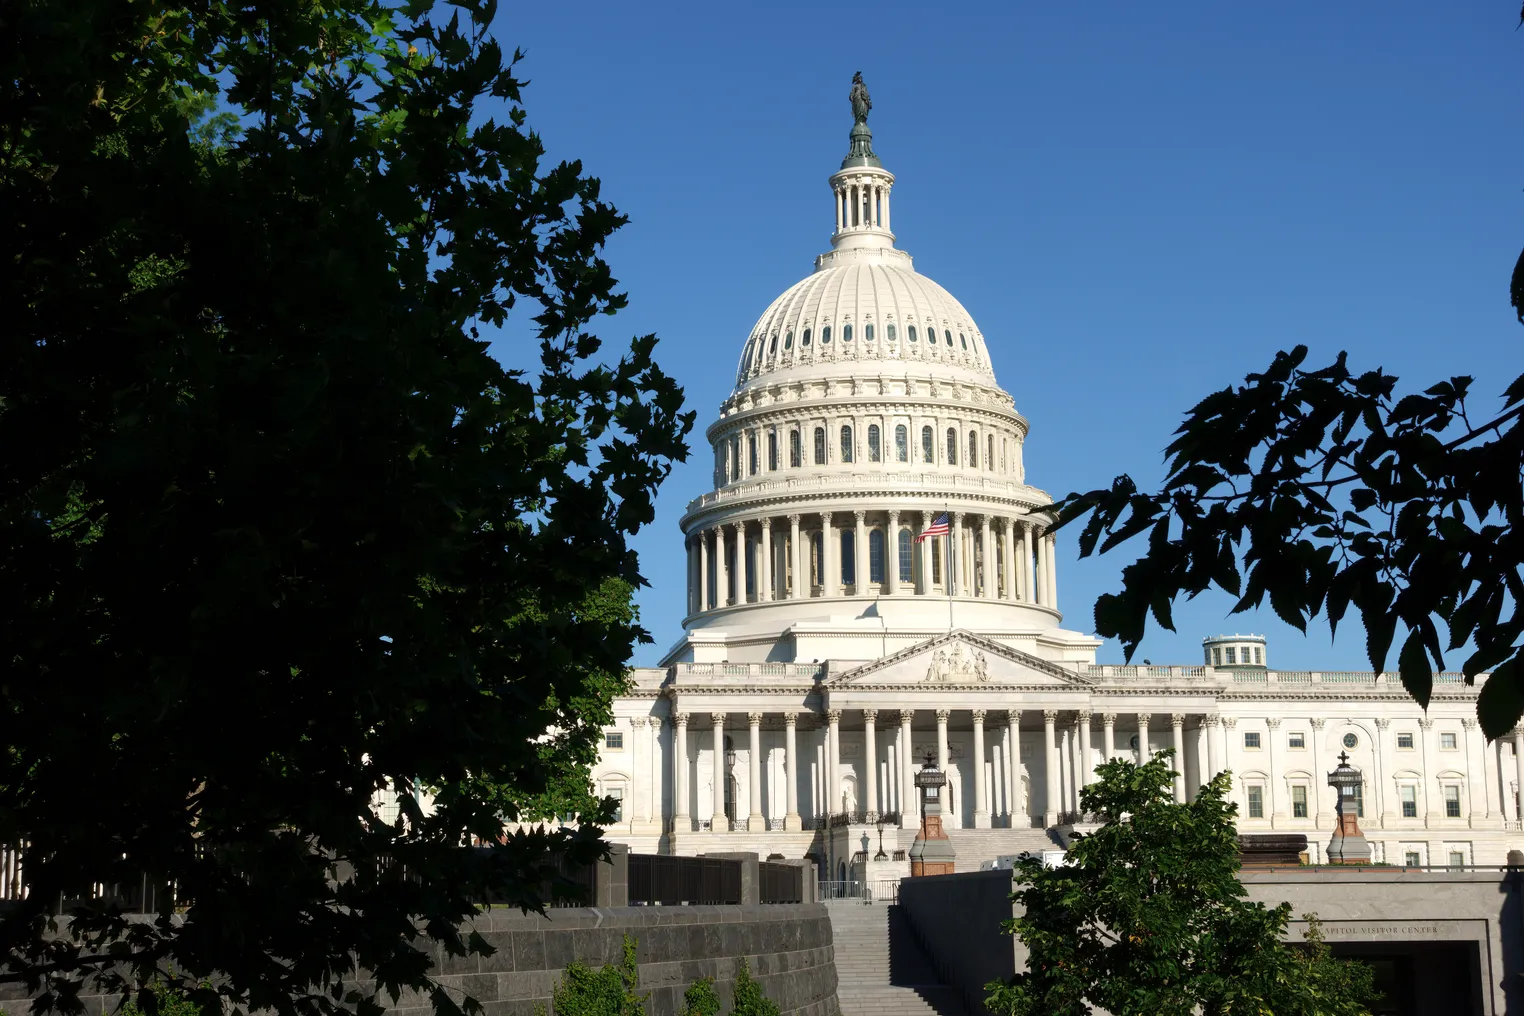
482, 2, 1523, 670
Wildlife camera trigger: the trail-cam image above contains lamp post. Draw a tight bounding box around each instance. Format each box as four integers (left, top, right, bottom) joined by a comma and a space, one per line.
1326, 750, 1371, 864
874, 816, 888, 861
908, 752, 956, 876
724, 744, 738, 826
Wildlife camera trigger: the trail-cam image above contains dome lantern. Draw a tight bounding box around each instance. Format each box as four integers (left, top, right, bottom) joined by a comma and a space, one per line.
829, 72, 895, 253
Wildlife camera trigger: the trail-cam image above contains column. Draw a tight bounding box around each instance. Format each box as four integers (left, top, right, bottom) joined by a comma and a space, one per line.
1046, 531, 1059, 608
1077, 712, 1093, 792
827, 709, 842, 813
1043, 710, 1059, 828
759, 519, 773, 602
714, 527, 729, 606
853, 510, 868, 593
887, 510, 901, 595
979, 516, 993, 598
1034, 528, 1049, 606
673, 713, 690, 831
711, 714, 727, 831
733, 521, 749, 604
1420, 717, 1436, 828
1309, 717, 1326, 829
784, 712, 801, 830
835, 185, 842, 231
1002, 518, 1016, 600
698, 533, 709, 611
1102, 713, 1117, 762
1137, 713, 1152, 764
1193, 722, 1208, 802
644, 718, 659, 824
1465, 718, 1493, 825
863, 710, 879, 820
919, 512, 933, 594
686, 540, 696, 614
1021, 522, 1036, 604
1514, 729, 1524, 826
748, 712, 765, 832
1004, 712, 1019, 826
788, 514, 802, 599
821, 512, 836, 597
950, 514, 965, 595
1172, 714, 1187, 804
1205, 715, 1222, 786
899, 710, 917, 829
972, 709, 990, 828
935, 709, 950, 813
1264, 717, 1282, 823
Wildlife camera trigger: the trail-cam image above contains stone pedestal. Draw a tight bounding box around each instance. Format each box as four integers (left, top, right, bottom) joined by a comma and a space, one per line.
909, 797, 956, 876
1326, 805, 1371, 864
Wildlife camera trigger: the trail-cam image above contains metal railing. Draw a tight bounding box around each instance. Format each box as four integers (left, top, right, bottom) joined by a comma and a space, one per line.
819, 878, 901, 903
628, 854, 741, 905
758, 861, 802, 904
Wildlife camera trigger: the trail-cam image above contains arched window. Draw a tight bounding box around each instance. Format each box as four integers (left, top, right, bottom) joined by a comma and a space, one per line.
768, 334, 778, 356
931, 537, 942, 583
944, 329, 953, 345
790, 429, 802, 468
802, 328, 811, 347
821, 326, 832, 344
840, 425, 854, 463
960, 333, 968, 349
987, 434, 995, 470
869, 529, 886, 583
748, 432, 758, 475
1001, 438, 1007, 473
922, 426, 934, 463
946, 428, 958, 465
783, 331, 792, 349
813, 427, 826, 465
842, 324, 853, 342
731, 436, 742, 481
714, 443, 724, 485
840, 531, 855, 586
768, 430, 778, 471
867, 424, 881, 462
811, 532, 823, 588
898, 529, 914, 582
968, 430, 978, 467
865, 324, 874, 341
908, 325, 918, 343
887, 324, 897, 341
895, 424, 908, 462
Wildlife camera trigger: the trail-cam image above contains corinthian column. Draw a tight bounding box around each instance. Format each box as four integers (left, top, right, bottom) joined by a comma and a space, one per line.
788, 514, 802, 599
900, 709, 917, 829
698, 532, 709, 611
936, 709, 951, 813
979, 516, 993, 598
759, 519, 773, 602
711, 713, 727, 831
673, 713, 690, 832
747, 712, 765, 831
864, 709, 879, 820
973, 709, 990, 828
1077, 711, 1093, 793
821, 512, 836, 597
951, 513, 965, 596
1021, 521, 1036, 603
827, 709, 842, 813
1043, 710, 1059, 828
887, 510, 901, 595
1002, 517, 1016, 600
784, 712, 801, 831
854, 510, 868, 594
733, 521, 749, 604
714, 527, 729, 606
1171, 714, 1187, 804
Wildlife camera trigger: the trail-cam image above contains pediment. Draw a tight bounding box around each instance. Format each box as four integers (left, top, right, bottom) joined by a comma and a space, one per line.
827, 629, 1091, 689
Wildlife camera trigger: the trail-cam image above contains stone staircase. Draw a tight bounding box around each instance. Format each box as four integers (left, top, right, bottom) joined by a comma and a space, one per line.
827, 900, 965, 1016
944, 826, 1059, 866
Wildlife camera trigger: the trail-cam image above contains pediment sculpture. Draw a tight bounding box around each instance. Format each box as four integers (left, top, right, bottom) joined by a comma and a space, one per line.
926, 641, 989, 683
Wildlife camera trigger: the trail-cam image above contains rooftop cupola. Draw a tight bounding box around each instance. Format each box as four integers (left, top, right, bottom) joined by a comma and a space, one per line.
829, 72, 895, 253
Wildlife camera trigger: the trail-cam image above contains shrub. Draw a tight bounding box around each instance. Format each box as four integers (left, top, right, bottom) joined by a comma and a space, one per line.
678, 977, 721, 1016
729, 959, 779, 1016
544, 934, 647, 1016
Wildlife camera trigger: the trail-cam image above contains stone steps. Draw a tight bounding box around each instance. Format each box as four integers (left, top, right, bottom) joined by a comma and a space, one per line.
827, 902, 965, 1016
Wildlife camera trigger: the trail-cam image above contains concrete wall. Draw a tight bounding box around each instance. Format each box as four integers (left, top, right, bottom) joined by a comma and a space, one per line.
896, 870, 1018, 1016
369, 904, 838, 1016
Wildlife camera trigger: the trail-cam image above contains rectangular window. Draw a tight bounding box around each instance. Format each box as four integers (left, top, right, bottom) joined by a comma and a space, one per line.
898, 529, 914, 583
731, 436, 741, 482
1405, 850, 1422, 867
790, 430, 802, 468
1212, 648, 1221, 666
604, 731, 624, 750
895, 424, 908, 462
1397, 732, 1414, 749
922, 425, 934, 463
1253, 647, 1262, 664
1291, 785, 1308, 818
1449, 850, 1466, 868
814, 427, 826, 465
931, 537, 942, 584
748, 433, 758, 475
1247, 786, 1264, 819
1225, 647, 1236, 664
868, 424, 881, 462
1400, 785, 1417, 818
840, 425, 854, 463
1440, 732, 1458, 750
1243, 731, 1261, 749
1288, 732, 1305, 749
768, 431, 778, 471
1444, 785, 1461, 818
606, 787, 624, 823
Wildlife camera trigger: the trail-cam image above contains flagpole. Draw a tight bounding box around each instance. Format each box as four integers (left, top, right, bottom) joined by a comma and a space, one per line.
946, 502, 954, 633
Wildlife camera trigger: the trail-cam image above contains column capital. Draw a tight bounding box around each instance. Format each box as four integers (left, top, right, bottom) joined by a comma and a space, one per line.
674, 712, 689, 727
759, 517, 772, 530
1171, 713, 1186, 728
784, 711, 799, 727
1462, 717, 1478, 729
1203, 714, 1220, 728
853, 509, 866, 524
1265, 717, 1281, 729
731, 519, 745, 533
863, 708, 879, 724
971, 708, 987, 723
1043, 709, 1059, 723
935, 708, 951, 722
1102, 712, 1117, 726
1006, 710, 1022, 726
922, 510, 934, 524
1137, 713, 1153, 726
887, 509, 900, 522
788, 512, 802, 525
952, 511, 965, 524
630, 717, 647, 730
1222, 716, 1237, 730
826, 708, 842, 723
899, 708, 915, 724
1075, 710, 1092, 723
1309, 717, 1327, 730
1375, 717, 1391, 730
748, 711, 764, 725
1419, 717, 1434, 729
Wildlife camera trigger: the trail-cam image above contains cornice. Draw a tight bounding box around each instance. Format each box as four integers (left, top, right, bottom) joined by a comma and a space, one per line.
680, 482, 1055, 531
710, 394, 1026, 436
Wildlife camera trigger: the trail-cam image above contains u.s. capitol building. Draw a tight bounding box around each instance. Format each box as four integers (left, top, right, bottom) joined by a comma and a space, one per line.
585, 82, 1522, 875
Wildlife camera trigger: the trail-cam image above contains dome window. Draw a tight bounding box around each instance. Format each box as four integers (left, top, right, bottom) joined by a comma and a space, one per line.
865, 324, 874, 342
769, 334, 778, 355
921, 426, 934, 463
898, 529, 914, 582
887, 324, 897, 341
840, 425, 854, 463
813, 427, 826, 465
960, 333, 967, 349
944, 330, 953, 346
790, 429, 802, 468
987, 435, 995, 471
907, 326, 917, 343
842, 324, 853, 342
968, 430, 978, 467
869, 529, 886, 583
822, 326, 832, 344
946, 428, 958, 465
802, 329, 811, 347
895, 424, 908, 462
868, 424, 881, 462
784, 331, 794, 349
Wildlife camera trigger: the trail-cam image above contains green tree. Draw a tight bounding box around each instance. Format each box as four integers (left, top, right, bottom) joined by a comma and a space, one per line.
0, 4, 691, 1016
543, 935, 647, 1016
677, 977, 721, 1016
727, 959, 779, 1016
984, 753, 1375, 1016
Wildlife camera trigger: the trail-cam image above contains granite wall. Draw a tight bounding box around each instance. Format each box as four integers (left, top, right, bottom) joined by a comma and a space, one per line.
896, 869, 1017, 1016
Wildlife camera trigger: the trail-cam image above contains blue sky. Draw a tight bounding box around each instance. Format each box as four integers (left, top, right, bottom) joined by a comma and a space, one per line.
483, 2, 1523, 670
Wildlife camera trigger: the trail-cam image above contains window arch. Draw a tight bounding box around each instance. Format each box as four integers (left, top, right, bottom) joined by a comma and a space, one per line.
821, 325, 832, 344
908, 325, 918, 343
946, 428, 958, 465
748, 432, 758, 475
840, 531, 855, 586
922, 426, 934, 463
813, 427, 826, 465
987, 434, 995, 470
960, 332, 968, 349
865, 323, 874, 341
867, 424, 881, 462
869, 528, 885, 583
895, 424, 908, 462
944, 329, 953, 345
840, 425, 854, 463
767, 430, 778, 471
842, 324, 853, 342
887, 324, 897, 341
790, 429, 802, 468
898, 529, 914, 582
801, 328, 811, 346
968, 430, 978, 467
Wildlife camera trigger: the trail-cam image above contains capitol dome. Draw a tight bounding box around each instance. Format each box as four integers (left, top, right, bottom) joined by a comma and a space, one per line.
670, 78, 1082, 665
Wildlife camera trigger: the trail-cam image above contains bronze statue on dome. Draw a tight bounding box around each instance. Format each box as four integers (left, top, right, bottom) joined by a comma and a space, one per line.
849, 72, 872, 125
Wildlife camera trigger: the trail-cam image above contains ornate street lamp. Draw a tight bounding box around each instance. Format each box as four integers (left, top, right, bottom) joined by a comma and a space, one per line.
874, 816, 888, 860
1326, 751, 1371, 864
724, 744, 738, 825
909, 752, 956, 876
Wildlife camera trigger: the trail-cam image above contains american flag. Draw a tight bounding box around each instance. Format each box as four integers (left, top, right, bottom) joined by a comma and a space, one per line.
916, 512, 950, 543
